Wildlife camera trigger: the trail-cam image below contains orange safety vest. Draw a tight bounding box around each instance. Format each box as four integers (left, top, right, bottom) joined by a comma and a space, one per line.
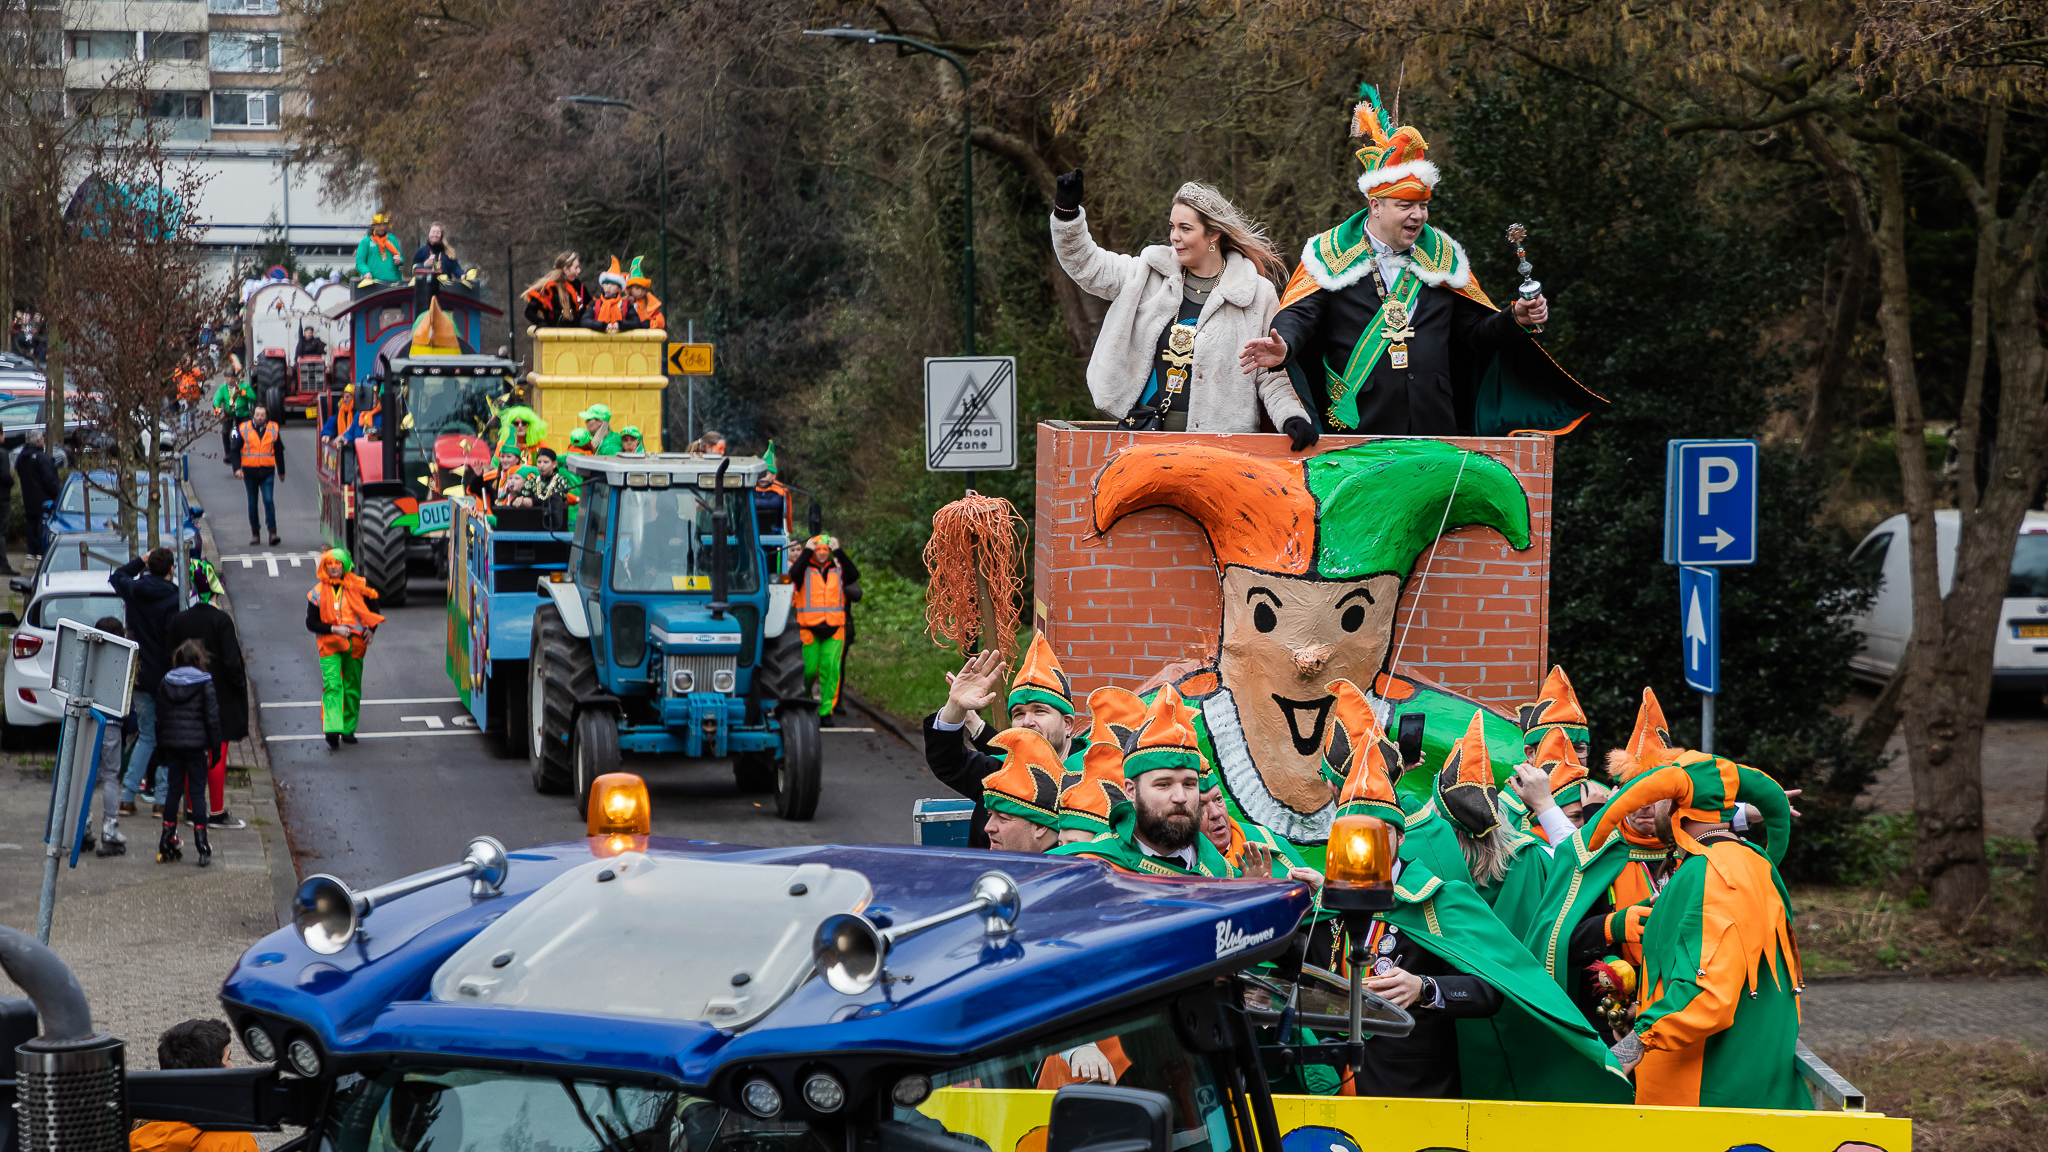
795, 561, 845, 629
308, 575, 385, 658
238, 420, 279, 468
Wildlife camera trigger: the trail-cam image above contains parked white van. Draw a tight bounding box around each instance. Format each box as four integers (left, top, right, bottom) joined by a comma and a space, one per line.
1846, 509, 2048, 691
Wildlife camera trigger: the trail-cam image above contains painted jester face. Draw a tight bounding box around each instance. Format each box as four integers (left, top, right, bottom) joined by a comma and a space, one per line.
1216, 567, 1402, 816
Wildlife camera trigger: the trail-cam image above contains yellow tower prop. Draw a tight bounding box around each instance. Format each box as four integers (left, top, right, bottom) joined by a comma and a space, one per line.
525, 326, 669, 453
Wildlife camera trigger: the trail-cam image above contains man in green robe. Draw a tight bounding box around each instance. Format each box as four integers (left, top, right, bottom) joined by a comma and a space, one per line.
353, 214, 403, 285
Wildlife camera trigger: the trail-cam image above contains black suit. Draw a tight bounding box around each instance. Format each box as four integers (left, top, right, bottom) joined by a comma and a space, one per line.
1272, 275, 1524, 436
1354, 918, 1504, 1099
920, 714, 1002, 848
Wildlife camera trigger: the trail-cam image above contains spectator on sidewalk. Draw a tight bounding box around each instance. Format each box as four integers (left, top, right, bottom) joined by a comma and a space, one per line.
16, 430, 58, 558
89, 616, 129, 858
0, 431, 16, 576
114, 548, 180, 817
231, 405, 283, 547
130, 1020, 258, 1152
168, 559, 247, 832
153, 640, 220, 867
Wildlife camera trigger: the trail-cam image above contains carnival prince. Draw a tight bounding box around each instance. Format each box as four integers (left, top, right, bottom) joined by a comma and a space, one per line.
1240, 85, 1600, 438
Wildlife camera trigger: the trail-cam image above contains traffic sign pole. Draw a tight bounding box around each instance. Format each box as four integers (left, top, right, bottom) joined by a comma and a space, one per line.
1668, 441, 1753, 752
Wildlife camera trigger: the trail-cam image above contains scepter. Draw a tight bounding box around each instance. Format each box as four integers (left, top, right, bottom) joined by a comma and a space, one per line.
1505, 223, 1543, 335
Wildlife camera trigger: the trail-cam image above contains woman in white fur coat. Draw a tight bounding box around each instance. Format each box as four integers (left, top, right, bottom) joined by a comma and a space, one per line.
1049, 172, 1319, 449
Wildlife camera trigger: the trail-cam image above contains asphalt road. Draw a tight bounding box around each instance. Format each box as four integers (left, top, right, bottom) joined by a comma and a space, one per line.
188, 426, 939, 890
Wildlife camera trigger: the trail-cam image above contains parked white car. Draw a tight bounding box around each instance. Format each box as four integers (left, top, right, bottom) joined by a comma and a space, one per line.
1845, 509, 2048, 692
0, 571, 126, 746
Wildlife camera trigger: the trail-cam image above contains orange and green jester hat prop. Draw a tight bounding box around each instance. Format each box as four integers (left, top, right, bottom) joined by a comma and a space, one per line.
1586, 753, 1805, 1110
1092, 438, 1534, 853
307, 548, 384, 743
1047, 686, 1235, 878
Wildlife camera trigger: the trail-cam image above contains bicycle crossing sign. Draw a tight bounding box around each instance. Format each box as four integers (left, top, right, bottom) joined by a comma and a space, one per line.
924, 356, 1017, 472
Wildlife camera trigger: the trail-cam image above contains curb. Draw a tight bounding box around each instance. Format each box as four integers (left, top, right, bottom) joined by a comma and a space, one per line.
183, 472, 297, 929
844, 689, 914, 747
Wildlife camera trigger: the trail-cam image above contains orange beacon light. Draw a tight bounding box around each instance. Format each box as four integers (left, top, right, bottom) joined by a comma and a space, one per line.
588, 773, 652, 857
1322, 814, 1395, 913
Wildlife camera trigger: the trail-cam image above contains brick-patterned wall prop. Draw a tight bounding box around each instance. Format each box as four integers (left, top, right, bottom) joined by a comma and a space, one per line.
1033, 425, 1552, 706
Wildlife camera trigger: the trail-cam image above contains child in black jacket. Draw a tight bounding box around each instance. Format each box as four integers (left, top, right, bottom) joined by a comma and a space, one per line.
154, 640, 221, 867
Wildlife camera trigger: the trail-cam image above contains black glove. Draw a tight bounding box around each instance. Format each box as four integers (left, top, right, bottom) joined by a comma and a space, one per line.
1053, 169, 1084, 219
1282, 416, 1320, 453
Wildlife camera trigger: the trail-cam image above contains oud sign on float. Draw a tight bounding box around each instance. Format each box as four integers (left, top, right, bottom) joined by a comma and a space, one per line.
1663, 439, 1758, 566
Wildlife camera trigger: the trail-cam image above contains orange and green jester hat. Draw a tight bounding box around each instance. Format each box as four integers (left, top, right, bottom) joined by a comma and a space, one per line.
1582, 750, 1804, 1110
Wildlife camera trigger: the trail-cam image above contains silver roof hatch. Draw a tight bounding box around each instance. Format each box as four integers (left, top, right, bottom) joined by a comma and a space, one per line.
430, 854, 873, 1030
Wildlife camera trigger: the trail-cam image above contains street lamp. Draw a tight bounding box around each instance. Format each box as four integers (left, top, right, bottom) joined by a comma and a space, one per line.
802, 27, 975, 356
558, 94, 675, 445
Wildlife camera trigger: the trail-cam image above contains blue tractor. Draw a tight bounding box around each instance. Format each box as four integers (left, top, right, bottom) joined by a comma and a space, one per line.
474, 452, 820, 819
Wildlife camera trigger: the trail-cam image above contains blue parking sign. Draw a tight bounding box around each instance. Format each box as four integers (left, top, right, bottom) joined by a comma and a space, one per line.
1665, 439, 1758, 565
1680, 566, 1719, 694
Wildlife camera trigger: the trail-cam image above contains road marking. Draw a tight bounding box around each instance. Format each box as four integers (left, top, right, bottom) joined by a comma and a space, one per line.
261, 697, 462, 708
400, 714, 445, 729
267, 730, 482, 742
217, 551, 322, 577
822, 727, 875, 733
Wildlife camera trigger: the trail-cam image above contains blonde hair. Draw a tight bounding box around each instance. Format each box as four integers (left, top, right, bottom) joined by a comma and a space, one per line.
1171, 183, 1287, 283
522, 251, 581, 309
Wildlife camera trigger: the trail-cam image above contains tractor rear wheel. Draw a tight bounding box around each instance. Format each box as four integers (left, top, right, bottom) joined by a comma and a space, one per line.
773, 704, 821, 821
528, 605, 593, 796
572, 708, 620, 818
356, 497, 409, 608
497, 662, 531, 763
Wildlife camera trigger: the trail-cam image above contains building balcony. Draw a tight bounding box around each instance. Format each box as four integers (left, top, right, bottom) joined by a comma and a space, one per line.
70, 1, 207, 31
66, 57, 209, 89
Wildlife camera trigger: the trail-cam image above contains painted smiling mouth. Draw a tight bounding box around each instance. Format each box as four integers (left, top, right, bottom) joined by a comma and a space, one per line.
1271, 695, 1336, 756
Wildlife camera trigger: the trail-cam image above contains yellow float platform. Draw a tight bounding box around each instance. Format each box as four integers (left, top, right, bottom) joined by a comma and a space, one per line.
525, 326, 669, 452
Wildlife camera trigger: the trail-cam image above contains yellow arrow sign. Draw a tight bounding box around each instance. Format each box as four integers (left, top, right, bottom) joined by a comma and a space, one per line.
667, 342, 713, 376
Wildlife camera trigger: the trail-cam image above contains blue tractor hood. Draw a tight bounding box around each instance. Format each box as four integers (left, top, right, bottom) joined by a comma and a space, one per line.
650, 605, 743, 653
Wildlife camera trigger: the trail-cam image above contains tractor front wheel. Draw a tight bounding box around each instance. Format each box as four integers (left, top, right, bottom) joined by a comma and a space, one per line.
356, 497, 409, 608
528, 605, 592, 796
573, 708, 621, 819
773, 704, 821, 821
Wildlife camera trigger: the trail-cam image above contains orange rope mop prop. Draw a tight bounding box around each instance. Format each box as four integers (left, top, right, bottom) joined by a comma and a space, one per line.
922, 491, 1025, 660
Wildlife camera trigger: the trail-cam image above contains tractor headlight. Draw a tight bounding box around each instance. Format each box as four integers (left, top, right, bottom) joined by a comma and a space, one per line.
712, 670, 735, 693
741, 1078, 782, 1118
802, 1073, 845, 1113
241, 1025, 276, 1064
671, 669, 695, 694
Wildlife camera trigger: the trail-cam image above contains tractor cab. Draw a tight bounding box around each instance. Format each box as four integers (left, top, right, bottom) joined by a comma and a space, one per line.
524, 453, 817, 820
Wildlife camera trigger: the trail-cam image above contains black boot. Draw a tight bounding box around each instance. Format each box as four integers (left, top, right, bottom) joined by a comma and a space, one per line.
192, 823, 211, 868
155, 824, 181, 864
325, 732, 340, 749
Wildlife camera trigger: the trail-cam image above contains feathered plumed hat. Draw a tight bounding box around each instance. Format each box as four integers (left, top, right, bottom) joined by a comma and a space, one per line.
1352, 83, 1438, 201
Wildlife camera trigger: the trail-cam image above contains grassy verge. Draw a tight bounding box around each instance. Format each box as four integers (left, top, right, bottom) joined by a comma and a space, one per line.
1794, 815, 2042, 978
1817, 1040, 2047, 1151
843, 570, 1032, 727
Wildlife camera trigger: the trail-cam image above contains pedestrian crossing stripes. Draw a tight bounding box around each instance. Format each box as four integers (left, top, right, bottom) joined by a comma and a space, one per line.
216, 551, 323, 577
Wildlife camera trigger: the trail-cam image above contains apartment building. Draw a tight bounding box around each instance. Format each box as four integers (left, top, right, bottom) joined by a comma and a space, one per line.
51, 0, 371, 277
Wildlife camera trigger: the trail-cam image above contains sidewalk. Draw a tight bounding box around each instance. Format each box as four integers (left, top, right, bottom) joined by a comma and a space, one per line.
0, 487, 289, 1070
1803, 976, 2048, 1051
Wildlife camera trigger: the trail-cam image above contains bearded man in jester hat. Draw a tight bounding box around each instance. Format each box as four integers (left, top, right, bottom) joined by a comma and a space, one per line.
1240, 85, 1602, 438
1091, 439, 1535, 849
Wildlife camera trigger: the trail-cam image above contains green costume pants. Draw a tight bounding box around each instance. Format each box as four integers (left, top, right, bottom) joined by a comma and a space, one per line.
801, 634, 845, 714
319, 652, 365, 735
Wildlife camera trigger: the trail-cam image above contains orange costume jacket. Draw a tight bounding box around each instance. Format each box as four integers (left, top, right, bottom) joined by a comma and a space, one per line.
307, 574, 385, 658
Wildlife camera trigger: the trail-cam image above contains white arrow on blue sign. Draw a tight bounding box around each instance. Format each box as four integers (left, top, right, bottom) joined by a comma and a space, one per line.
1680, 565, 1719, 694
1664, 439, 1759, 565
